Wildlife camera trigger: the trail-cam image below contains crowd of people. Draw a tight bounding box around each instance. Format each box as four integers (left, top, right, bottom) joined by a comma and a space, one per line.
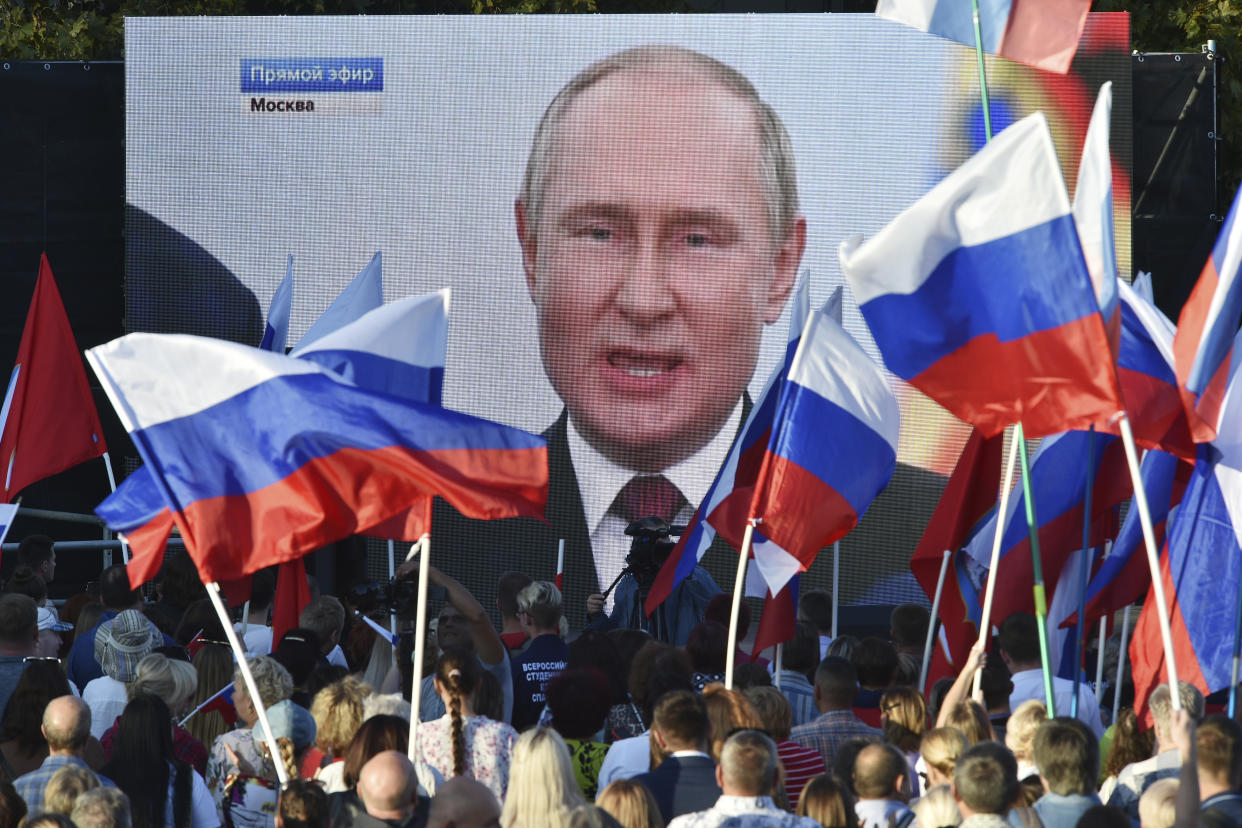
0, 533, 1238, 828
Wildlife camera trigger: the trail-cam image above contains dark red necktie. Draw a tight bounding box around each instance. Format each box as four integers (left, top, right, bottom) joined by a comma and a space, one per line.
614, 475, 686, 524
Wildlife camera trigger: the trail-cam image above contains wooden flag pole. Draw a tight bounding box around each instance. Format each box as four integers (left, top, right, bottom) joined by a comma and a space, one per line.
1117, 413, 1181, 710
919, 549, 952, 694
725, 521, 758, 691
205, 580, 287, 785
973, 427, 1021, 697
408, 535, 432, 761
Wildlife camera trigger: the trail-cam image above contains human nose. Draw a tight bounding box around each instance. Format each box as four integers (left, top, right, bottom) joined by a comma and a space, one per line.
615, 235, 676, 326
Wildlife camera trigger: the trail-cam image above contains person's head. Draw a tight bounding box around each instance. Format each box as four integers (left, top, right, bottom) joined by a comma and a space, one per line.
782, 620, 820, 676
546, 668, 613, 741
17, 535, 56, 584
628, 642, 691, 717
496, 571, 533, 628
813, 656, 859, 712
953, 742, 1018, 818
853, 636, 899, 690
434, 648, 483, 772
0, 593, 37, 653
795, 773, 857, 827
311, 675, 370, 758
798, 590, 833, 635
233, 655, 294, 726
945, 700, 994, 745
272, 628, 323, 687
702, 684, 762, 762
35, 606, 71, 658
910, 784, 960, 828
154, 551, 203, 611
1197, 714, 1242, 792
428, 776, 501, 828
516, 45, 805, 474
299, 596, 345, 655
44, 763, 100, 815
127, 653, 197, 716
436, 603, 473, 652
1150, 681, 1205, 747
100, 565, 142, 611
649, 689, 710, 753
1032, 717, 1098, 796
0, 781, 24, 828
743, 686, 793, 742
500, 727, 585, 828
363, 692, 412, 723
685, 620, 729, 676
853, 742, 910, 803
979, 652, 1013, 713
1077, 805, 1132, 827
1105, 707, 1155, 780
22, 814, 77, 828
880, 686, 926, 753
566, 631, 627, 706
357, 750, 417, 821
997, 613, 1041, 670
515, 581, 563, 635
276, 779, 328, 828
342, 714, 409, 790
1004, 699, 1046, 764
69, 787, 132, 828
43, 695, 91, 754
248, 568, 277, 613
890, 604, 929, 653
1138, 777, 1178, 828
594, 779, 661, 828
833, 737, 879, 795
0, 660, 69, 754
94, 609, 162, 683
255, 698, 318, 782
717, 729, 779, 797
7, 566, 47, 607
921, 727, 969, 790
172, 597, 227, 646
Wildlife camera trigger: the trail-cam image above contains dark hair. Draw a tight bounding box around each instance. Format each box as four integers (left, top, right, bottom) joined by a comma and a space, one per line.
798, 590, 833, 633
436, 649, 482, 777
1198, 714, 1242, 785
156, 552, 204, 611
1032, 718, 1099, 796
980, 652, 1012, 710
342, 715, 409, 790
606, 629, 652, 682
473, 669, 504, 722
832, 737, 879, 795
651, 690, 709, 750
100, 566, 140, 611
4, 567, 46, 605
889, 604, 930, 649
628, 642, 691, 711
273, 628, 323, 687
546, 668, 613, 741
955, 741, 1019, 815
997, 613, 1040, 664
853, 742, 908, 800
248, 568, 278, 612
813, 657, 859, 708
74, 603, 107, 645
16, 536, 54, 571
0, 661, 71, 754
497, 571, 533, 618
567, 631, 627, 705
21, 816, 75, 828
782, 620, 820, 675
306, 664, 349, 701
278, 779, 329, 828
0, 780, 26, 828
100, 694, 192, 828
853, 637, 898, 688
704, 594, 750, 638
926, 676, 955, 724
1073, 804, 1130, 828
0, 595, 36, 647
172, 598, 227, 646
732, 663, 772, 690
685, 621, 728, 674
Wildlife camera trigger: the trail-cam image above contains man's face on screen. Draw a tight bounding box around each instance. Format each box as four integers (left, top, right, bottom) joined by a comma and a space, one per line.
519, 68, 803, 473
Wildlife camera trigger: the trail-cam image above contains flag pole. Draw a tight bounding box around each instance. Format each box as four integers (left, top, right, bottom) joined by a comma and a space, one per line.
1014, 424, 1057, 718
204, 580, 288, 785
1071, 427, 1097, 718
1094, 615, 1108, 704
831, 541, 840, 639
1113, 605, 1132, 725
725, 521, 757, 691
178, 682, 230, 727
774, 643, 783, 689
387, 540, 397, 636
1117, 413, 1181, 711
920, 549, 952, 694
1230, 570, 1242, 717
408, 534, 432, 761
100, 451, 130, 564
973, 427, 1021, 697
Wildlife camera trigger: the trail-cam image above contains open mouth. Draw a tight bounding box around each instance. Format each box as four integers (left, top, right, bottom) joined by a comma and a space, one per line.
608, 349, 682, 377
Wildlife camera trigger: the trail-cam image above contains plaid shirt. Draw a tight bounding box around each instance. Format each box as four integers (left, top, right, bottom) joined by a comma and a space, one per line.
790, 709, 881, 771
776, 672, 818, 728
14, 754, 114, 815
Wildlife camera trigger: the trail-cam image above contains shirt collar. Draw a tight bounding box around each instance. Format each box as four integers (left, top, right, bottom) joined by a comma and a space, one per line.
714, 795, 777, 814
566, 400, 744, 535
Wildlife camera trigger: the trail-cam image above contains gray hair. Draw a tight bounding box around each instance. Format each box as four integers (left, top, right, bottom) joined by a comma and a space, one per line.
1150, 681, 1205, 736
235, 655, 293, 708
128, 653, 198, 714
70, 787, 133, 828
519, 44, 799, 242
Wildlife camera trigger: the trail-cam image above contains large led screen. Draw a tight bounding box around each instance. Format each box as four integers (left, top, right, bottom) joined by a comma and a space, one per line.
125, 13, 1130, 623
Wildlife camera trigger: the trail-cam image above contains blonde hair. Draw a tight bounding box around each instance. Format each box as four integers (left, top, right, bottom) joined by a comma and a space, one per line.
702, 683, 763, 762
1139, 777, 1178, 828
880, 686, 926, 753
127, 652, 198, 714
44, 764, 100, 815
795, 774, 856, 827
311, 676, 370, 756
595, 779, 664, 828
500, 727, 585, 828
187, 642, 232, 749
920, 727, 969, 784
911, 784, 961, 828
1005, 699, 1047, 763
945, 700, 994, 745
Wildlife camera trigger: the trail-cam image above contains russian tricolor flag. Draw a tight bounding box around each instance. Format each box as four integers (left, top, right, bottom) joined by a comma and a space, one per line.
748, 301, 900, 591
86, 333, 546, 583
1173, 189, 1242, 444
875, 0, 1091, 74
840, 113, 1122, 440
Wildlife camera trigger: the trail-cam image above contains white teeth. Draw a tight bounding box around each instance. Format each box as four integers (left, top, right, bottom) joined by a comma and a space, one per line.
627, 368, 661, 377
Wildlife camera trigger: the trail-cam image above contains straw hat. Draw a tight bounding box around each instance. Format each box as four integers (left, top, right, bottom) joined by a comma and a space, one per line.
94, 609, 161, 683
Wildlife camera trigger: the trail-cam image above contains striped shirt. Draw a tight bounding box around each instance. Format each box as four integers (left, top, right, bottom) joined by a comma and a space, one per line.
790, 709, 881, 771
776, 739, 825, 810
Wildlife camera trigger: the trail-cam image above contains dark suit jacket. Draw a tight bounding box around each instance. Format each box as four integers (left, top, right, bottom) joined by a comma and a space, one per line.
632, 755, 721, 824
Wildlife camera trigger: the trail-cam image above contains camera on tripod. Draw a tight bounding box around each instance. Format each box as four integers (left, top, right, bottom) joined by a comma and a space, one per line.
345, 579, 419, 617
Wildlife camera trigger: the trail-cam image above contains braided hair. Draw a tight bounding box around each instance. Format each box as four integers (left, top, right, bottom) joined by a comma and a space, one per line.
436, 648, 482, 778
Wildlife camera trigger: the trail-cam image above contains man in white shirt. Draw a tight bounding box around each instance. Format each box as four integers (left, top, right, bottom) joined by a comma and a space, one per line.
998, 613, 1104, 739
667, 730, 819, 828
1103, 681, 1204, 819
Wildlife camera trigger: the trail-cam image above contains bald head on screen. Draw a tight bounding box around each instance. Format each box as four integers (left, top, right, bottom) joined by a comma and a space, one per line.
516, 45, 807, 475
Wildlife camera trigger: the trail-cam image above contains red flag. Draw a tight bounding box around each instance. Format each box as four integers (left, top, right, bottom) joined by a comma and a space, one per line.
0, 254, 108, 501
271, 557, 311, 651
751, 578, 798, 657
910, 430, 1003, 668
